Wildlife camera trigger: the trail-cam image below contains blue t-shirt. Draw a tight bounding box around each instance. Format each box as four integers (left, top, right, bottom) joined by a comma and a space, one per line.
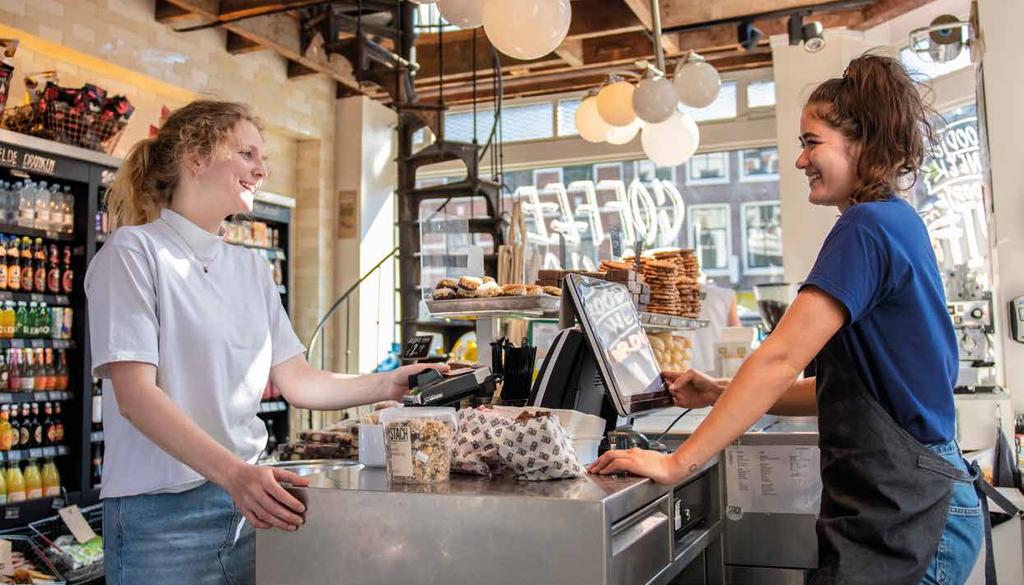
801, 197, 957, 444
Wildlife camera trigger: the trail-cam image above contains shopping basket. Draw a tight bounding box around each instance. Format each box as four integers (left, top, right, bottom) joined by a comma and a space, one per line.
28, 504, 103, 584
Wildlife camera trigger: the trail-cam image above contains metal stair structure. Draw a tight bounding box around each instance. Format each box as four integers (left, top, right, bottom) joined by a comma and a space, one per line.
314, 1, 506, 352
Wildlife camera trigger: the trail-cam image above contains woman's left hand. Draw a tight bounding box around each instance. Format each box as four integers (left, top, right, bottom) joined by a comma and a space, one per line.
587, 448, 690, 485
386, 363, 450, 400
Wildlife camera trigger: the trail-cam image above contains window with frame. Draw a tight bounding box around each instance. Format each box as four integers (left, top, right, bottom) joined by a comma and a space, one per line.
634, 160, 674, 182
742, 202, 783, 272
685, 152, 730, 185
557, 98, 582, 137
689, 205, 731, 273
739, 147, 780, 181
746, 80, 776, 108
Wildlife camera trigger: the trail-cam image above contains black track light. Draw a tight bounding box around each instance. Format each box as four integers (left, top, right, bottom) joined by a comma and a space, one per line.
738, 21, 763, 51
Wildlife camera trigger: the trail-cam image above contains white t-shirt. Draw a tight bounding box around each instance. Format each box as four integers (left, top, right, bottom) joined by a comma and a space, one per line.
85, 208, 305, 498
684, 284, 736, 376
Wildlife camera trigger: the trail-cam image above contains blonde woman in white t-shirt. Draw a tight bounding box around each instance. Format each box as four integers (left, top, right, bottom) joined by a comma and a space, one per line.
85, 100, 443, 585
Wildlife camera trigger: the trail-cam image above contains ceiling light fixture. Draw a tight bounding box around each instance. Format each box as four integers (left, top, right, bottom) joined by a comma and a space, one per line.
738, 21, 763, 51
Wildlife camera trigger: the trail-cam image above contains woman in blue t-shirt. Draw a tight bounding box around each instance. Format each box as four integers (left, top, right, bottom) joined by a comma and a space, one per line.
590, 54, 990, 584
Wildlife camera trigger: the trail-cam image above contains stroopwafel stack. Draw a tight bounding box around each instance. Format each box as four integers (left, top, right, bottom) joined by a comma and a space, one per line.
638, 258, 681, 315
652, 249, 703, 318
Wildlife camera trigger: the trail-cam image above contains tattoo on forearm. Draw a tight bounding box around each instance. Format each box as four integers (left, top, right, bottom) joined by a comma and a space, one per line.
688, 464, 698, 474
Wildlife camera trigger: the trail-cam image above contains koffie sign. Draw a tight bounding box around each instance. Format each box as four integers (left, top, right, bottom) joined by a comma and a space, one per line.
0, 144, 58, 175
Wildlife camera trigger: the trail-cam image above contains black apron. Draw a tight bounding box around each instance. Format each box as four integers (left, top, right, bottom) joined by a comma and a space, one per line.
810, 332, 1014, 585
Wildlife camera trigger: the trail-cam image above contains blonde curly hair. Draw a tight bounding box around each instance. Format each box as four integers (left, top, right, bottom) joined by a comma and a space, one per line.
106, 100, 262, 228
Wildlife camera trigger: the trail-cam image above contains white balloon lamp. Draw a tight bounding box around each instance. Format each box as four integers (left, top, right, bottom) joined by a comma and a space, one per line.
596, 80, 637, 127
606, 117, 643, 145
575, 95, 614, 143
641, 111, 700, 167
410, 0, 436, 4
633, 75, 678, 124
438, 0, 483, 29
483, 0, 571, 60
674, 53, 721, 109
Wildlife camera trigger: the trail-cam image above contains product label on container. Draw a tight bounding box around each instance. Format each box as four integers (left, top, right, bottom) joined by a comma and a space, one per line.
385, 424, 413, 478
0, 539, 11, 578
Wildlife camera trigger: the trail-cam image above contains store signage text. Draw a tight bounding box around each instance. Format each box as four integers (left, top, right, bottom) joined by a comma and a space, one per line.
918, 116, 986, 271
518, 178, 685, 271
0, 145, 56, 175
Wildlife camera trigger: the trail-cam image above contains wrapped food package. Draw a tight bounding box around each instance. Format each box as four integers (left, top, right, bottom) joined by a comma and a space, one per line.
451, 407, 515, 477
493, 412, 586, 481
380, 407, 458, 484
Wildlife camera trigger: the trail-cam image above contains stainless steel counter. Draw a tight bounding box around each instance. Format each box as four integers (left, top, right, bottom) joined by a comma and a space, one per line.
256, 458, 722, 585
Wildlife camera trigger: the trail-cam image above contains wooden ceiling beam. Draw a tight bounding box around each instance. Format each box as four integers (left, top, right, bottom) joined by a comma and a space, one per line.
621, 0, 681, 55
853, 0, 934, 30
226, 30, 266, 54
658, 0, 852, 29
155, 0, 198, 23
161, 0, 362, 91
217, 0, 327, 20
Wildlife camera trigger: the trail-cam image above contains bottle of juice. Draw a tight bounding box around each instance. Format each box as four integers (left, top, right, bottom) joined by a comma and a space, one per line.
2, 302, 14, 338
20, 237, 33, 293
41, 458, 59, 497
56, 350, 68, 391
14, 301, 27, 338
6, 461, 25, 503
26, 302, 37, 339
0, 463, 7, 506
8, 349, 19, 391
21, 351, 34, 392
23, 459, 42, 500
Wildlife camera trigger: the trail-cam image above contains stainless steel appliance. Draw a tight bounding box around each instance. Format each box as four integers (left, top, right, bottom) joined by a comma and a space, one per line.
256, 459, 724, 585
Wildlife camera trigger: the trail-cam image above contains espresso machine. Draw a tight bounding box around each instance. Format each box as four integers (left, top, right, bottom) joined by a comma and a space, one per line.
753, 282, 799, 335
944, 267, 997, 391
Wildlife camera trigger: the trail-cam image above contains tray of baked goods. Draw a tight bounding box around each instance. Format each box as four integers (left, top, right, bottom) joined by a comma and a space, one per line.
427, 276, 562, 319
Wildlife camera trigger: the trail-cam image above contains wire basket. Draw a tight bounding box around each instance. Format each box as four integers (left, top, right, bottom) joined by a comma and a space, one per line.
28, 504, 104, 584
0, 532, 67, 584
1, 102, 127, 155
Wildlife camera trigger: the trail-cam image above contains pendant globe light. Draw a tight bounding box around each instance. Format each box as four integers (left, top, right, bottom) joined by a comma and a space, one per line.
483, 0, 572, 60
596, 77, 638, 127
641, 111, 700, 167
674, 52, 721, 108
437, 0, 484, 29
633, 73, 677, 124
606, 117, 643, 145
575, 92, 614, 143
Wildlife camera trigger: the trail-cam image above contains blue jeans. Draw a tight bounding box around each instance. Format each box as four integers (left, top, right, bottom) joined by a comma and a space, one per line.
921, 440, 984, 585
103, 481, 254, 585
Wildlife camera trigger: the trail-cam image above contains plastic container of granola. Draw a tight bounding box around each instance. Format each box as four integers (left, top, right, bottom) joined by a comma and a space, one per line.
379, 407, 458, 484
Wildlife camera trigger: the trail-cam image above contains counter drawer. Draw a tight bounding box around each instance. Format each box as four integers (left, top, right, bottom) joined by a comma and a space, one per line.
610, 494, 673, 585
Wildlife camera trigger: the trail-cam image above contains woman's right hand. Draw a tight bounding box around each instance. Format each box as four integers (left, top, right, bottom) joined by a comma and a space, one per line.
223, 463, 310, 531
664, 369, 725, 409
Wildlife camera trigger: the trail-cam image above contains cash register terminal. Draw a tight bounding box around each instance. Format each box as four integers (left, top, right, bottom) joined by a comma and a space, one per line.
529, 274, 673, 449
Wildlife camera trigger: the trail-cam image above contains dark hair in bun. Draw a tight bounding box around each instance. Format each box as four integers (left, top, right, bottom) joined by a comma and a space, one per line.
806, 53, 937, 204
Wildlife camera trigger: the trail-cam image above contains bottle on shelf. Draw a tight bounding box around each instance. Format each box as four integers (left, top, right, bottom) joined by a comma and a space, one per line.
8, 348, 19, 390
23, 459, 41, 500
19, 237, 33, 293
43, 402, 54, 445
91, 383, 103, 431
33, 238, 46, 292
35, 183, 50, 232
61, 246, 73, 294
34, 348, 46, 390
0, 405, 12, 451
91, 442, 103, 487
14, 302, 26, 338
56, 349, 68, 391
43, 348, 55, 391
47, 244, 60, 294
61, 187, 74, 235
8, 402, 21, 448
41, 458, 60, 497
1, 302, 13, 338
17, 403, 30, 448
49, 186, 63, 235
29, 402, 42, 447
0, 350, 7, 391
7, 236, 20, 292
0, 234, 7, 291
20, 351, 33, 392
53, 402, 64, 443
17, 182, 35, 229
0, 462, 6, 506
5, 461, 25, 503
38, 304, 51, 339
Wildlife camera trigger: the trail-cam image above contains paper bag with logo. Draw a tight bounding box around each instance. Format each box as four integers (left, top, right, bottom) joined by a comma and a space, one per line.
493, 411, 585, 481
451, 407, 513, 477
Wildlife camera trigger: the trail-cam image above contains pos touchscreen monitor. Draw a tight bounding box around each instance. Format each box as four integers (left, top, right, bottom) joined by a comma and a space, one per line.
563, 274, 673, 417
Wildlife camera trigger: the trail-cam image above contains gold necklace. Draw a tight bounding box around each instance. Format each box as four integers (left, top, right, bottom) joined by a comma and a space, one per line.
159, 217, 215, 273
